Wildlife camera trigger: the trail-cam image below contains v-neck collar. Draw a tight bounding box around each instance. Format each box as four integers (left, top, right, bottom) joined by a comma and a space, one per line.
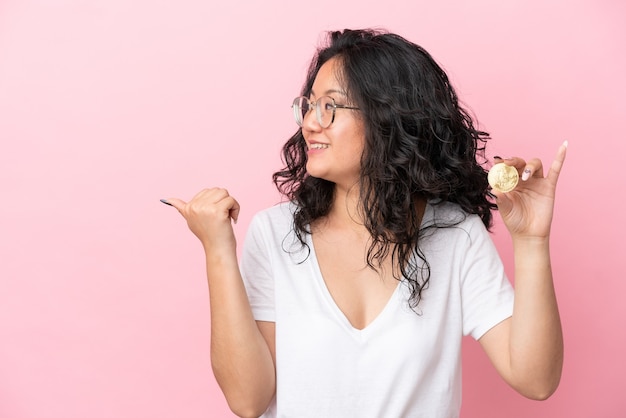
305, 232, 404, 341
301, 201, 433, 340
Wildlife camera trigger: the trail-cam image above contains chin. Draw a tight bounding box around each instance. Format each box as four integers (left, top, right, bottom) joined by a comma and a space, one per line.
305, 164, 327, 180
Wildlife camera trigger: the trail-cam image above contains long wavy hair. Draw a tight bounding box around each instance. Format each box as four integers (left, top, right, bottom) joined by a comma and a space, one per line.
273, 29, 495, 308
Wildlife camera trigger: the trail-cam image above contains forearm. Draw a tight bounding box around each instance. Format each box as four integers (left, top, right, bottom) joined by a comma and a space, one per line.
509, 237, 563, 399
205, 249, 276, 417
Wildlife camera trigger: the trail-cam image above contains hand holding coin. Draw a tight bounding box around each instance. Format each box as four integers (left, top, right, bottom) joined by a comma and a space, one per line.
488, 162, 519, 193
489, 141, 567, 239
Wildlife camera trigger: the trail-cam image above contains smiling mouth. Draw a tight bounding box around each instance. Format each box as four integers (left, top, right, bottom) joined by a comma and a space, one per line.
309, 143, 329, 150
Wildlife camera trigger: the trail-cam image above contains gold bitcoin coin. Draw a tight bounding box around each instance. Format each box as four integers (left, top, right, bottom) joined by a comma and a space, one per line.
488, 163, 519, 193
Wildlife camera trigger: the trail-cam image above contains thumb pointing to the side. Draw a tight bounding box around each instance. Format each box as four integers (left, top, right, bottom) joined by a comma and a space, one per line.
160, 198, 187, 214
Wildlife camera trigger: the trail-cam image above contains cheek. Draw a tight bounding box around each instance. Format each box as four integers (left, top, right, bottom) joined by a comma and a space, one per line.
348, 142, 364, 162
348, 131, 366, 158
344, 137, 365, 171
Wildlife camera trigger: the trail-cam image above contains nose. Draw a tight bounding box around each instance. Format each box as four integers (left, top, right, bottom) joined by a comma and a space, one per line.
302, 101, 322, 132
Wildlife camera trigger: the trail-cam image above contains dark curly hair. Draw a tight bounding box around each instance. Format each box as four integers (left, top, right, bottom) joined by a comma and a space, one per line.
273, 28, 496, 308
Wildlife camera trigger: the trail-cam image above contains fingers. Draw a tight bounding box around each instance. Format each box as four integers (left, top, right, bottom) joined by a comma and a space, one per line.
161, 197, 187, 212
494, 141, 567, 185
494, 156, 527, 172
192, 188, 240, 223
521, 158, 543, 181
229, 200, 241, 224
160, 188, 240, 223
546, 141, 568, 184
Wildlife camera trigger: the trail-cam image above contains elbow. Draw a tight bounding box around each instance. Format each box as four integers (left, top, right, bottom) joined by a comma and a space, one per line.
222, 388, 274, 418
211, 361, 275, 418
223, 391, 273, 418
514, 372, 562, 401
522, 384, 559, 401
229, 404, 267, 418
509, 351, 564, 401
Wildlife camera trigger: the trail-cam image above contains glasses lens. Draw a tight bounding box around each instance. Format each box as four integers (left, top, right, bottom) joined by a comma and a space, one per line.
292, 97, 309, 126
317, 97, 334, 128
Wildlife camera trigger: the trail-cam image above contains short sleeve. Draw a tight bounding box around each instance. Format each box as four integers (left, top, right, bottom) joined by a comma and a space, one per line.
240, 213, 276, 322
460, 217, 514, 340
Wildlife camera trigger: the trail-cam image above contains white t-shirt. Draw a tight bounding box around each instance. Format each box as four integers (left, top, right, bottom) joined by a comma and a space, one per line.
240, 201, 514, 418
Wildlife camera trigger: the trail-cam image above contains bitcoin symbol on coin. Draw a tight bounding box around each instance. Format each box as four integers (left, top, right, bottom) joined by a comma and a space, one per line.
488, 163, 519, 193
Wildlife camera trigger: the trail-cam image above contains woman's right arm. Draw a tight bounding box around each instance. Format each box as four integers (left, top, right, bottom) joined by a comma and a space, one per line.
164, 189, 276, 418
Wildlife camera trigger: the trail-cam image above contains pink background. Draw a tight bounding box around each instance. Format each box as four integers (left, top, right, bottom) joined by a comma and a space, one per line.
1, 0, 624, 417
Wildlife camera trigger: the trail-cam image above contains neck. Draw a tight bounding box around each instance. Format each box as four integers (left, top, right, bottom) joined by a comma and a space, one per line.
324, 182, 367, 230
323, 183, 428, 234
308, 180, 364, 232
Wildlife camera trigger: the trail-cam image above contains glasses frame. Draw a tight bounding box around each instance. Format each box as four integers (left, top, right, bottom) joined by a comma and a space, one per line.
292, 96, 359, 128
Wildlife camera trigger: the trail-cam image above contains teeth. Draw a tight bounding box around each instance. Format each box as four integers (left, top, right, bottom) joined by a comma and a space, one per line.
310, 143, 329, 149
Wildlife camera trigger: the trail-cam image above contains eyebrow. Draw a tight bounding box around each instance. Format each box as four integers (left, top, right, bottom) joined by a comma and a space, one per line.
311, 88, 348, 98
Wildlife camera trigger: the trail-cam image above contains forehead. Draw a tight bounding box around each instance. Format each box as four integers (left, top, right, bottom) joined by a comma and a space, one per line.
311, 57, 346, 96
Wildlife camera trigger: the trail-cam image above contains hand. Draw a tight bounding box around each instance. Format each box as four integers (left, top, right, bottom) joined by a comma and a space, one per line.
492, 141, 567, 240
161, 188, 240, 253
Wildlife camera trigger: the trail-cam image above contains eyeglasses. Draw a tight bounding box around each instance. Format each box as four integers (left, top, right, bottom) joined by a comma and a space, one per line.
292, 96, 359, 128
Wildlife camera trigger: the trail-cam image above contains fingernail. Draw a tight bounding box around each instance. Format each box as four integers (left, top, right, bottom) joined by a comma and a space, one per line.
563, 140, 569, 148
521, 169, 531, 181
160, 198, 173, 206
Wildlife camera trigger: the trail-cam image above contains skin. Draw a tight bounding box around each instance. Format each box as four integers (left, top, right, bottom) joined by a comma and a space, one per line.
166, 188, 275, 418
302, 58, 365, 188
302, 58, 401, 330
164, 58, 566, 415
479, 145, 566, 399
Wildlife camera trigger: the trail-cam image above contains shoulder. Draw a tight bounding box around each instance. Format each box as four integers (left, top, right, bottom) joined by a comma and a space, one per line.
247, 201, 298, 242
251, 201, 296, 227
244, 201, 308, 262
420, 201, 491, 252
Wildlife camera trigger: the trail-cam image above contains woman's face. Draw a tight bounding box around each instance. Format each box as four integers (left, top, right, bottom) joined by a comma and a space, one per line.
301, 57, 365, 190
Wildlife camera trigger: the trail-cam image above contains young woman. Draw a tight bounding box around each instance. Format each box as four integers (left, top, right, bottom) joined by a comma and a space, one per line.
163, 29, 565, 418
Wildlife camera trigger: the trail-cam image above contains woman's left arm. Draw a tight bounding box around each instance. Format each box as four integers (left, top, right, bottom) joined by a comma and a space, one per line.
479, 141, 567, 400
